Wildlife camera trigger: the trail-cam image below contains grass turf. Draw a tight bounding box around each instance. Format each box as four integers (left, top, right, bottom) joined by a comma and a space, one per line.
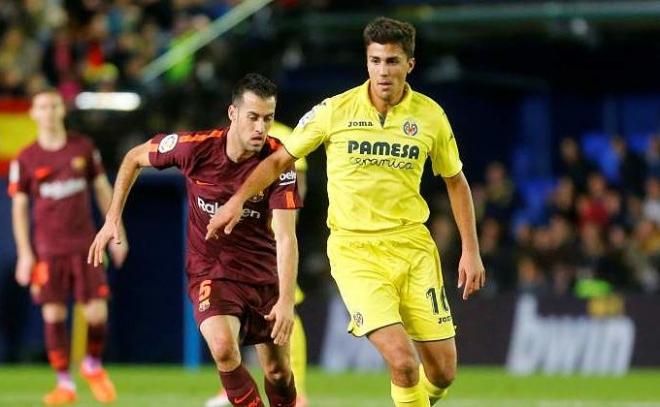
1, 365, 660, 406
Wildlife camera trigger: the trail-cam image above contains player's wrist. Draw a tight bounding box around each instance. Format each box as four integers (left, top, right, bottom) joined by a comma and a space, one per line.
18, 250, 35, 260
461, 241, 479, 253
105, 212, 121, 225
278, 292, 295, 304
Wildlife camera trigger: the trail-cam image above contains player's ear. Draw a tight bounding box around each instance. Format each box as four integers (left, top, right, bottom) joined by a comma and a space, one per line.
407, 57, 416, 74
228, 104, 237, 122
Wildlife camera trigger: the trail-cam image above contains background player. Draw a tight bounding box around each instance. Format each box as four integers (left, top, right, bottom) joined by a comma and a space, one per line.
206, 120, 310, 407
9, 90, 127, 405
88, 73, 302, 407
206, 17, 486, 407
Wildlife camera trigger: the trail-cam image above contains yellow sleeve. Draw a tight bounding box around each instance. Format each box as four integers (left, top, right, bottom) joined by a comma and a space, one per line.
294, 157, 308, 172
431, 111, 463, 177
281, 99, 332, 159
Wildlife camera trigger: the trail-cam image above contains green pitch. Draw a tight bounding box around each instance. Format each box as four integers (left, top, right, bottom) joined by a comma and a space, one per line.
1, 365, 660, 406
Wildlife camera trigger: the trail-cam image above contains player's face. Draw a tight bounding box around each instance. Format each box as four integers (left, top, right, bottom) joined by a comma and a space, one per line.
366, 42, 415, 105
229, 91, 276, 153
30, 92, 65, 129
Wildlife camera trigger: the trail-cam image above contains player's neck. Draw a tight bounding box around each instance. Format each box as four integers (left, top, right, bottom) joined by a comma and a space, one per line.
369, 86, 406, 116
37, 127, 67, 151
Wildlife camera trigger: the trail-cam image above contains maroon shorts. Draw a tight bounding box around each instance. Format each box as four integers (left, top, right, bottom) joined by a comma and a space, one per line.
30, 252, 109, 305
188, 277, 279, 346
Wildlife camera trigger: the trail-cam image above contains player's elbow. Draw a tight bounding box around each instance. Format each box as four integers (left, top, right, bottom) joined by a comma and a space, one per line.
272, 147, 296, 172
125, 142, 151, 168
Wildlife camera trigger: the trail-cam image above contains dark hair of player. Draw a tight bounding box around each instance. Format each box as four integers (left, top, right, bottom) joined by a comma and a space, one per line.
363, 17, 416, 59
232, 73, 278, 105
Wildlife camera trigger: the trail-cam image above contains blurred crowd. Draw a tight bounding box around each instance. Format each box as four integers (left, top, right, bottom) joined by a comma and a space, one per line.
0, 0, 316, 130
2, 1, 659, 299
432, 136, 660, 297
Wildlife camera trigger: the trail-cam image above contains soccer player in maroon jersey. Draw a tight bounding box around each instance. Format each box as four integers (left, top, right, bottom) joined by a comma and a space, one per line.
89, 73, 302, 407
9, 90, 128, 405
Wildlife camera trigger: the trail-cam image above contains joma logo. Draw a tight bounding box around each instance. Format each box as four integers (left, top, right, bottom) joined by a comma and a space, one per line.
347, 120, 374, 128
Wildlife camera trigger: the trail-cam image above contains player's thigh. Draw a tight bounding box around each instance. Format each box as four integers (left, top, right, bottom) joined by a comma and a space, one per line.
255, 341, 292, 379
414, 337, 457, 386
72, 253, 110, 303
327, 236, 401, 337
31, 258, 70, 305
400, 241, 455, 341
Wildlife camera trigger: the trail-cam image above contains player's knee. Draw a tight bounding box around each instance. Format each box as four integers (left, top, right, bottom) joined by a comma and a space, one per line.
42, 303, 67, 322
427, 364, 456, 388
208, 337, 241, 368
388, 355, 418, 382
82, 300, 108, 325
262, 360, 291, 385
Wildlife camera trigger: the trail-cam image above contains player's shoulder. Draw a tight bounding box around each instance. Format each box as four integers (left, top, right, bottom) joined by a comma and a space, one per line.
17, 140, 40, 159
66, 133, 101, 155
331, 84, 365, 110
157, 128, 225, 151
180, 128, 224, 140
410, 89, 445, 115
67, 132, 93, 146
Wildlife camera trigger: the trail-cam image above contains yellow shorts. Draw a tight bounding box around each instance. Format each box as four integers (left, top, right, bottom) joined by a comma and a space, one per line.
327, 224, 455, 341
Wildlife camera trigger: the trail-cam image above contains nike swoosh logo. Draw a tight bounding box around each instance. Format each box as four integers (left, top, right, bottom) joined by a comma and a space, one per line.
194, 180, 215, 186
234, 388, 254, 404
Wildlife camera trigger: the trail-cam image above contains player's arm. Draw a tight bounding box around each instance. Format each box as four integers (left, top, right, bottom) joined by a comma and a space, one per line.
266, 208, 299, 345
443, 170, 486, 300
88, 141, 152, 267
206, 147, 295, 239
92, 173, 129, 268
12, 191, 34, 286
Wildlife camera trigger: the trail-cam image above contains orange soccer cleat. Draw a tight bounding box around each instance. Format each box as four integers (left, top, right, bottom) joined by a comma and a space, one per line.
80, 365, 116, 403
43, 385, 77, 405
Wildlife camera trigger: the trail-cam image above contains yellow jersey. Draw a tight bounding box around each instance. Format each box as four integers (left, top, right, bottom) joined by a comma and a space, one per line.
281, 80, 462, 233
270, 121, 308, 172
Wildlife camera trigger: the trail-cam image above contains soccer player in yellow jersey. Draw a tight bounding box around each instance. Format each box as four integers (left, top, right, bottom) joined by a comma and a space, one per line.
206, 121, 309, 407
206, 17, 486, 407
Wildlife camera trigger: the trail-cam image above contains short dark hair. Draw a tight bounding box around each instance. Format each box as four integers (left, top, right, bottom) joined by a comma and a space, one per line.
363, 17, 416, 58
31, 87, 60, 101
232, 73, 277, 105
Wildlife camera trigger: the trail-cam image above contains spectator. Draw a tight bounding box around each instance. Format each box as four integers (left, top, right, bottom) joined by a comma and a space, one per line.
578, 222, 606, 281
645, 135, 660, 179
643, 177, 660, 225
483, 161, 520, 227
576, 173, 609, 230
558, 137, 598, 194
479, 217, 515, 294
612, 136, 647, 196
545, 176, 577, 223
516, 255, 548, 296
596, 226, 637, 290
0, 26, 41, 95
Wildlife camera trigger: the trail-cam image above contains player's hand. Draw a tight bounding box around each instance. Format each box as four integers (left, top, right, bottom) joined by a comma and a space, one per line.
88, 219, 123, 267
265, 298, 294, 346
205, 197, 243, 240
457, 250, 486, 300
15, 253, 35, 287
108, 234, 129, 268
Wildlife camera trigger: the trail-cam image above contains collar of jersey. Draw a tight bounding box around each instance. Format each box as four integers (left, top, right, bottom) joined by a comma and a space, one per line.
358, 80, 414, 114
